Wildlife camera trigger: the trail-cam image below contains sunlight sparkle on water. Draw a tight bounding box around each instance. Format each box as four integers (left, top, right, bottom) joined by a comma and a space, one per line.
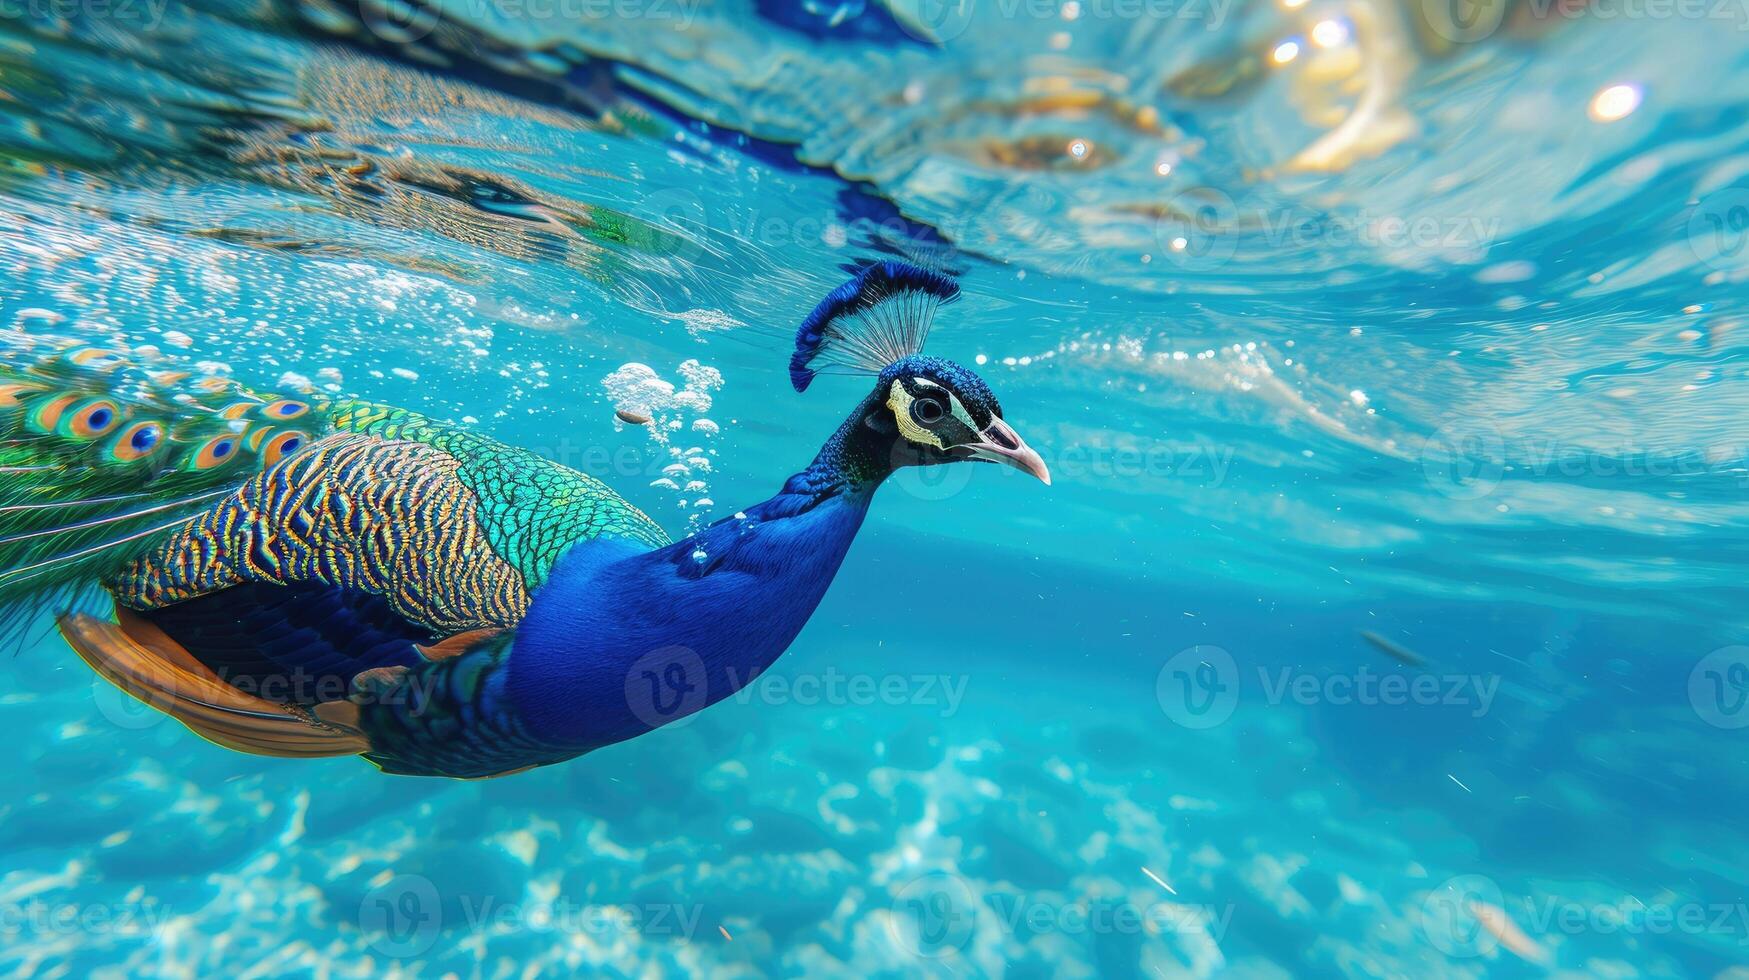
1589, 83, 1642, 122
1311, 19, 1348, 47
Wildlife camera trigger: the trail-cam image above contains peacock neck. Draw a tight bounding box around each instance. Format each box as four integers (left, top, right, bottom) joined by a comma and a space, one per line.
780, 388, 899, 499
505, 391, 898, 751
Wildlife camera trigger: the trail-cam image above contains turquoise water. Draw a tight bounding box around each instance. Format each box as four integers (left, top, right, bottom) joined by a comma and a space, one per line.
3, 0, 1748, 976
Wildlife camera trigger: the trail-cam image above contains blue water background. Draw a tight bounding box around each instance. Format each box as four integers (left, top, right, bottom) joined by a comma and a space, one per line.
1, 1, 1747, 976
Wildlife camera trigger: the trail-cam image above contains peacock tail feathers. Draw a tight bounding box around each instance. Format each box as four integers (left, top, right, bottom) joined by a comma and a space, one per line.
1, 332, 672, 636
0, 333, 334, 617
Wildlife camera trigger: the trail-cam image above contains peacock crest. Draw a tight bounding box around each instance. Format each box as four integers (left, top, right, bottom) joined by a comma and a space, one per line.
788, 260, 961, 392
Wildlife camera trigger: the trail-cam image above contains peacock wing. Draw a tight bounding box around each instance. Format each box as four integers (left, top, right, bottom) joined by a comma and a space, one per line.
5, 335, 669, 772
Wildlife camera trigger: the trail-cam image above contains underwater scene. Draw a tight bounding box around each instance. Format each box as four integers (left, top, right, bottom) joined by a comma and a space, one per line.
1, 0, 1747, 976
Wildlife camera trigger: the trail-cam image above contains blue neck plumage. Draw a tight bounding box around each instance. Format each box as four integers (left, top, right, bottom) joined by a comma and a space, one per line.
506, 390, 900, 750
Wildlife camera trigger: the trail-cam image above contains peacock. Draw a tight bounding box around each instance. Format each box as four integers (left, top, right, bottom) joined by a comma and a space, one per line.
0, 262, 1049, 778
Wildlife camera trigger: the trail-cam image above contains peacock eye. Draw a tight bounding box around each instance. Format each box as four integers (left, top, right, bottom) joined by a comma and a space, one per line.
911, 395, 946, 426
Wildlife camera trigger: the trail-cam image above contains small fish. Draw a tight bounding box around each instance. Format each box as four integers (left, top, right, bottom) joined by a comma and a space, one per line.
718, 925, 733, 942
615, 408, 651, 426
1361, 630, 1428, 668
1467, 899, 1548, 964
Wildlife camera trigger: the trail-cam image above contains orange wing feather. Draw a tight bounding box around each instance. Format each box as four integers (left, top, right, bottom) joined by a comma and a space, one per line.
59, 607, 372, 759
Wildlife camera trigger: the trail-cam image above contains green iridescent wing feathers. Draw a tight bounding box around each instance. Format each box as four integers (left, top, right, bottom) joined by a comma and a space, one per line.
0, 333, 669, 628
323, 401, 670, 589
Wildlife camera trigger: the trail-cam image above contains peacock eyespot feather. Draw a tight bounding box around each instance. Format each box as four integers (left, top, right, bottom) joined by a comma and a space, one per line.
28, 394, 80, 434
263, 400, 310, 419
260, 430, 310, 467
68, 401, 122, 438
110, 421, 164, 462
190, 434, 242, 470
67, 347, 126, 369
0, 382, 47, 408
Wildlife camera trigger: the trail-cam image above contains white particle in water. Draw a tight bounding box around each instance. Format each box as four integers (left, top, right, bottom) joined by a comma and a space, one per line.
674, 309, 745, 336
1311, 18, 1348, 47
1475, 260, 1537, 284
14, 308, 64, 327
1589, 83, 1642, 122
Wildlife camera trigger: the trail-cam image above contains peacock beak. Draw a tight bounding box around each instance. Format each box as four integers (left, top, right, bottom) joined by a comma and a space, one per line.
963, 416, 1051, 485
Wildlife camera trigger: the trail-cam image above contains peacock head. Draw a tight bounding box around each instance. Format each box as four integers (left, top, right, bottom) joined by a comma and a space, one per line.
874, 354, 1049, 484
791, 261, 1050, 486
